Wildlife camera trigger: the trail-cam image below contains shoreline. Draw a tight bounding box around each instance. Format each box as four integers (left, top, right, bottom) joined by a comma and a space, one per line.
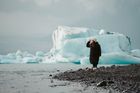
0, 63, 139, 93
1, 63, 114, 93
53, 64, 140, 93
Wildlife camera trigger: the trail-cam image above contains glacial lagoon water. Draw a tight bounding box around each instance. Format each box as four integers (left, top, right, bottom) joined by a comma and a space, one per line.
0, 63, 120, 93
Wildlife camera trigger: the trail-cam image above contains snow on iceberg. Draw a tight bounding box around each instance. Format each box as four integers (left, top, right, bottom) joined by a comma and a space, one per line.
44, 26, 140, 64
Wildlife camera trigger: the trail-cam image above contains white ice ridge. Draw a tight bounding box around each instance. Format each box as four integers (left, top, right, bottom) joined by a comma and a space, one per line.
0, 26, 140, 64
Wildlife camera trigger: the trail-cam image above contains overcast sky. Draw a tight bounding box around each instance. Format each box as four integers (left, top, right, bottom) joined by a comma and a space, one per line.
0, 0, 140, 54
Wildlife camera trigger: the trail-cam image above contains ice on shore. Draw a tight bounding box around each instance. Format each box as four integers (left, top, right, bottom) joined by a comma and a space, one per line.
0, 26, 140, 64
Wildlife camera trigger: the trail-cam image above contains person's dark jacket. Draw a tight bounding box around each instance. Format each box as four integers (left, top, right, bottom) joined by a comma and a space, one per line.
86, 40, 101, 57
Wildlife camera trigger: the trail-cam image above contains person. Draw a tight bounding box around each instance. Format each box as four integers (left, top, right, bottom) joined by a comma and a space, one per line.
86, 39, 101, 70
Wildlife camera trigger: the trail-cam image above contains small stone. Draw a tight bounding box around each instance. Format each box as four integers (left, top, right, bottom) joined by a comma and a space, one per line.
97, 81, 107, 87
129, 83, 132, 86
49, 74, 52, 77
108, 80, 114, 84
122, 81, 126, 85
107, 77, 111, 80
78, 68, 82, 71
111, 65, 116, 69
86, 67, 89, 70
90, 80, 95, 83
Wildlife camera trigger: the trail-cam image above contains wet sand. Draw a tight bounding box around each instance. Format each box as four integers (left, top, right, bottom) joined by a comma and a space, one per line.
53, 64, 140, 93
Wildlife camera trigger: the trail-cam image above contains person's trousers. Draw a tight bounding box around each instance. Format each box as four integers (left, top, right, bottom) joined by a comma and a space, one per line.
90, 56, 99, 67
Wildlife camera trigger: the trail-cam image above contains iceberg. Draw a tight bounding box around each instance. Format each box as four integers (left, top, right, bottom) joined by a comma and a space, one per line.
0, 26, 140, 64
44, 26, 140, 64
0, 50, 44, 64
51, 26, 131, 56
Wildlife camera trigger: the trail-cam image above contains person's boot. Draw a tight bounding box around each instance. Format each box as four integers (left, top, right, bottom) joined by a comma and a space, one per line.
92, 67, 97, 71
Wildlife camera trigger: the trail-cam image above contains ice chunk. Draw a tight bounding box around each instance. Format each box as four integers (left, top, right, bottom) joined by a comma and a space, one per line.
0, 50, 36, 64
22, 57, 38, 63
36, 51, 45, 57
52, 26, 131, 55
6, 53, 16, 59
80, 53, 140, 65
51, 26, 131, 56
52, 26, 99, 51
16, 50, 22, 57
0, 54, 19, 64
59, 38, 89, 57
99, 29, 106, 35
0, 59, 17, 64
131, 49, 140, 58
80, 57, 90, 65
46, 26, 140, 64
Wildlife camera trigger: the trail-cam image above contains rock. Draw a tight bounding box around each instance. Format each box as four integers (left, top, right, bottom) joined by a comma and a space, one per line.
97, 81, 107, 87
53, 65, 140, 93
49, 74, 52, 77
90, 80, 95, 83
107, 77, 111, 80
111, 65, 116, 69
108, 80, 114, 84
85, 67, 89, 70
78, 68, 82, 71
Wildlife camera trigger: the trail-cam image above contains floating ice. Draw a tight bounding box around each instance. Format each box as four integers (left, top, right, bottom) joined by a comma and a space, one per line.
36, 51, 45, 57
80, 53, 140, 65
0, 50, 45, 64
0, 26, 140, 64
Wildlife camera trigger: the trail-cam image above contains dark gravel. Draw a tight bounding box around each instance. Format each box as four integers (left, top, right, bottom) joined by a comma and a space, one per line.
53, 64, 140, 93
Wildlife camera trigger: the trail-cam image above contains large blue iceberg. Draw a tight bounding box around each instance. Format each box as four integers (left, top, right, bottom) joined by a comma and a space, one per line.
44, 26, 140, 64
0, 26, 140, 64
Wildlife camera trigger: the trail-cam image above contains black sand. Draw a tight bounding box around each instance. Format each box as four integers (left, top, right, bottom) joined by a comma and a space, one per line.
53, 64, 140, 93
